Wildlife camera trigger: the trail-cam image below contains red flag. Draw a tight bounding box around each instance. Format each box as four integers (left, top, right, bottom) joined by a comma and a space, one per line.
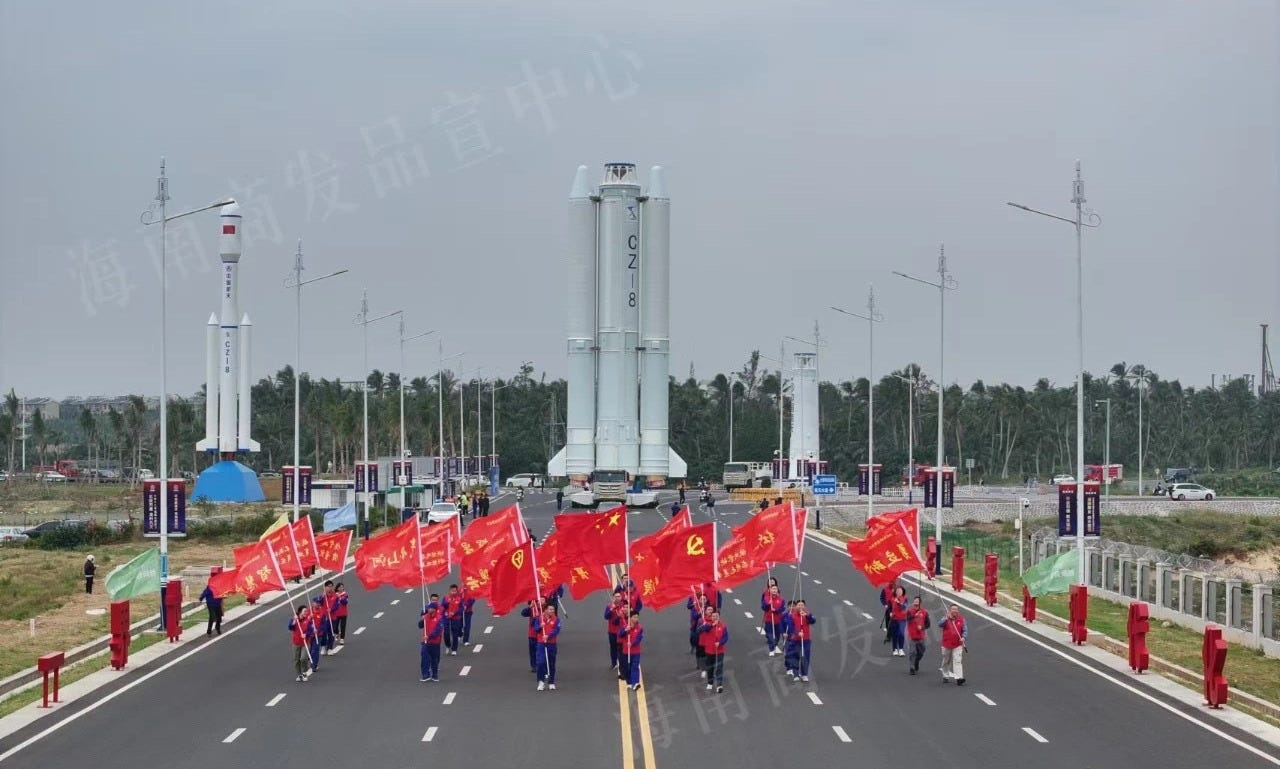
793, 507, 809, 562
648, 522, 717, 610
262, 522, 305, 579
630, 506, 691, 556
734, 502, 799, 566
418, 523, 454, 584
354, 517, 423, 591
232, 541, 285, 597
207, 567, 239, 598
866, 508, 919, 550
845, 519, 926, 587
488, 540, 539, 616
536, 531, 569, 590
566, 561, 613, 601
232, 542, 259, 567
315, 530, 353, 572
631, 544, 663, 607
460, 506, 527, 597
716, 530, 765, 590
553, 509, 628, 566
291, 516, 321, 571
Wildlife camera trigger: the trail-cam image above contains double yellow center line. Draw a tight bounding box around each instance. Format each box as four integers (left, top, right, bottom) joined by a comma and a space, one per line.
612, 564, 657, 769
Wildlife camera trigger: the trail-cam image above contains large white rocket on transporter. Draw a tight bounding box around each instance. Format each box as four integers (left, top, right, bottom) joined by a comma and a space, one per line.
548, 163, 687, 497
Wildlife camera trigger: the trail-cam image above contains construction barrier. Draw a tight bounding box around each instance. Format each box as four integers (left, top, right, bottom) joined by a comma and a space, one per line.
36, 652, 64, 708
1202, 625, 1229, 708
1126, 602, 1150, 673
983, 554, 998, 607
109, 600, 130, 670
1069, 584, 1088, 645
950, 547, 965, 592
1021, 585, 1037, 623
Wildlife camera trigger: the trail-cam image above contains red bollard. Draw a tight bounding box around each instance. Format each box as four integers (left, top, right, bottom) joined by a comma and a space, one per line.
165, 578, 183, 642
1021, 585, 1037, 623
983, 554, 999, 606
1126, 602, 1150, 673
950, 547, 965, 591
36, 653, 65, 708
1068, 584, 1088, 645
109, 600, 130, 670
1202, 625, 1229, 708
926, 536, 937, 577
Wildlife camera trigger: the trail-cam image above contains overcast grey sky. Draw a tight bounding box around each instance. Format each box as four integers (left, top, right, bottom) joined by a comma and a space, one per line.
2, 0, 1277, 400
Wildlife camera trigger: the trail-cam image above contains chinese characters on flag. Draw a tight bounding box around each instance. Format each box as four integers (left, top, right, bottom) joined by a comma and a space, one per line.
845, 513, 926, 588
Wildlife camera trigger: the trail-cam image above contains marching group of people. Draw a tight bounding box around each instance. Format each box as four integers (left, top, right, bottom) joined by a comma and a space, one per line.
286, 580, 350, 682
880, 579, 968, 683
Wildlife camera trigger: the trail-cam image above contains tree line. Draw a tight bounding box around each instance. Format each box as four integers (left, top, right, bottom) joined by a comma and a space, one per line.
5, 356, 1278, 486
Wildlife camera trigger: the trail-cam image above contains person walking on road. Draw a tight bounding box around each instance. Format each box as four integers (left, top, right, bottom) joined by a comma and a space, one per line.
459, 492, 470, 518
83, 554, 96, 594
619, 610, 644, 690
889, 585, 909, 657
309, 596, 329, 667
289, 605, 316, 681
199, 579, 224, 635
461, 585, 477, 645
443, 584, 466, 655
606, 592, 627, 671
761, 583, 785, 656
699, 609, 729, 693
520, 598, 546, 674
783, 599, 815, 682
939, 604, 968, 685
690, 601, 712, 674
534, 603, 561, 691
905, 596, 931, 675
332, 582, 350, 645
556, 488, 564, 511
879, 579, 897, 644
418, 601, 444, 682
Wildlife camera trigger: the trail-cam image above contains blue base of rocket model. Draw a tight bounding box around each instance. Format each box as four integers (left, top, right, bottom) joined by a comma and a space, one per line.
192, 460, 266, 503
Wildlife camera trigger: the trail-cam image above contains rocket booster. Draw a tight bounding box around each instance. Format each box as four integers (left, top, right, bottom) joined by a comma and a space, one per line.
197, 202, 259, 456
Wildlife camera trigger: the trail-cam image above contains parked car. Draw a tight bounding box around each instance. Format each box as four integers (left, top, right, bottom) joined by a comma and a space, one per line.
260, 470, 282, 479
0, 526, 29, 544
1051, 474, 1075, 485
36, 471, 68, 483
505, 473, 541, 488
21, 519, 87, 538
422, 502, 460, 525
1167, 483, 1215, 501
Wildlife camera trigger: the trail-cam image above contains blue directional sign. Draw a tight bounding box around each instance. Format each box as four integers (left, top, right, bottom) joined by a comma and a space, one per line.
813, 474, 837, 495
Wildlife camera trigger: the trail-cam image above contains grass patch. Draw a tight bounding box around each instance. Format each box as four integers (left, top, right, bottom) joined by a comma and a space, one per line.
993, 512, 1280, 563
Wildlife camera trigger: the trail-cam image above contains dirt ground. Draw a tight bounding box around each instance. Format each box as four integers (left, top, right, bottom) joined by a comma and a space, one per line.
1225, 546, 1280, 574
0, 539, 247, 680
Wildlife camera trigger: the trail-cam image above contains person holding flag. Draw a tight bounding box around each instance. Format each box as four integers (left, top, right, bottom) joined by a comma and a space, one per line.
782, 598, 815, 682
619, 610, 644, 691
443, 584, 466, 655
605, 591, 627, 671
698, 609, 729, 693
939, 604, 968, 685
418, 600, 445, 682
889, 585, 909, 657
332, 582, 350, 645
761, 583, 785, 656
905, 595, 931, 675
289, 605, 316, 682
520, 598, 546, 674
687, 591, 710, 659
460, 585, 477, 646
533, 602, 561, 691
309, 596, 329, 667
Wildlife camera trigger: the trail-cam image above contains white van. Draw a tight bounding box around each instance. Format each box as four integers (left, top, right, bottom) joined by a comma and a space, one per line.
505, 473, 542, 489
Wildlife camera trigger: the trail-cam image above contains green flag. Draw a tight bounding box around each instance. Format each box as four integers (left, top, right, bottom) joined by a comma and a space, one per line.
1023, 549, 1080, 597
105, 547, 161, 602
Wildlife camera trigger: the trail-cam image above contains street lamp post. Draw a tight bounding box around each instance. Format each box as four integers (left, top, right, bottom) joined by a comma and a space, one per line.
140, 159, 234, 627
756, 350, 786, 483
490, 381, 511, 472
1125, 366, 1150, 495
436, 345, 464, 490
894, 245, 957, 574
398, 323, 436, 469
285, 241, 347, 523
353, 292, 401, 539
892, 368, 918, 505
1008, 161, 1101, 584
832, 287, 883, 521
1095, 398, 1111, 508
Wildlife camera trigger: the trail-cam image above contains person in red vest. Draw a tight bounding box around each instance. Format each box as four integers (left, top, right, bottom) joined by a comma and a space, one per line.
615, 573, 644, 613
332, 582, 350, 645
619, 610, 644, 690
461, 586, 477, 646
519, 597, 546, 674
783, 599, 815, 682
686, 590, 708, 655
940, 603, 967, 685
889, 585, 909, 657
761, 583, 786, 656
533, 603, 561, 691
905, 596, 931, 675
698, 609, 729, 693
879, 578, 897, 644
443, 584, 467, 655
692, 603, 714, 676
288, 605, 316, 682
418, 601, 444, 682
605, 591, 627, 671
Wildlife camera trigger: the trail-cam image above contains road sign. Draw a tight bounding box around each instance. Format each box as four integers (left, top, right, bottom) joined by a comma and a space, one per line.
965, 457, 975, 470
813, 474, 837, 495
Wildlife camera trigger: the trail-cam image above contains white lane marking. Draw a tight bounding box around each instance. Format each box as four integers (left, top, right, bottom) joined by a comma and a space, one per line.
354, 626, 366, 635
744, 611, 754, 619
861, 612, 874, 620
223, 728, 246, 744
842, 599, 853, 606
807, 692, 823, 705
827, 588, 837, 595
813, 579, 823, 585
422, 727, 438, 742
405, 588, 413, 594
801, 571, 809, 577
1022, 727, 1049, 743
328, 644, 345, 655
391, 599, 401, 605
725, 588, 734, 594
443, 692, 456, 705
484, 626, 494, 634
801, 530, 1280, 768
460, 665, 471, 676
832, 726, 852, 743
265, 693, 286, 707
975, 693, 997, 706
374, 611, 385, 619
733, 598, 743, 605
472, 643, 483, 653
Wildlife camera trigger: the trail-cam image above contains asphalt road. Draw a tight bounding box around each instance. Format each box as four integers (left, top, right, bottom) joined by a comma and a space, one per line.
1, 491, 1276, 768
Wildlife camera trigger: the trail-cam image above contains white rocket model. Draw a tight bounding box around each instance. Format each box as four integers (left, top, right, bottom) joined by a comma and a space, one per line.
196, 202, 260, 456
549, 162, 686, 483
787, 351, 820, 478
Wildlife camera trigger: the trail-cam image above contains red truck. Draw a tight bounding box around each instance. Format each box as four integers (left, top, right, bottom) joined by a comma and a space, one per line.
1085, 464, 1124, 484
903, 464, 933, 487
30, 460, 86, 480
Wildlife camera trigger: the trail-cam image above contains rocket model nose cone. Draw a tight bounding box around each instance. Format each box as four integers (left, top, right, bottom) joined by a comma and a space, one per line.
647, 166, 668, 200
569, 165, 591, 199
240, 313, 252, 326
207, 313, 218, 326
220, 201, 242, 218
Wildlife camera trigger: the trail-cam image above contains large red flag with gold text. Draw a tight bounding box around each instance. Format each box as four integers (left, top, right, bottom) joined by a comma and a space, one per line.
553, 508, 629, 566
315, 530, 353, 572
232, 541, 285, 597
489, 540, 540, 616
716, 530, 765, 590
733, 502, 799, 566
845, 519, 926, 587
647, 523, 717, 611
417, 523, 454, 584
354, 517, 423, 591
460, 506, 528, 597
